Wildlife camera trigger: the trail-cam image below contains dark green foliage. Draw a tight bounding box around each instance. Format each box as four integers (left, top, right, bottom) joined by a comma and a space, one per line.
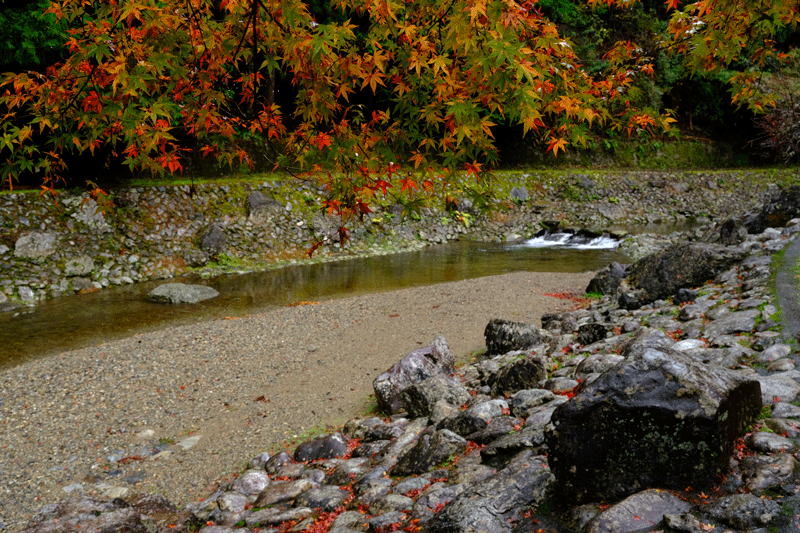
0, 0, 67, 69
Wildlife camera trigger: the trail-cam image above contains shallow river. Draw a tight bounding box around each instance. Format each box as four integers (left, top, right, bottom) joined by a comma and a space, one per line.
2, 235, 630, 369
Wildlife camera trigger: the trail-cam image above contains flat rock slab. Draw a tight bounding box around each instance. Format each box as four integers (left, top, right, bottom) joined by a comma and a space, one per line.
585, 488, 691, 533
146, 283, 219, 304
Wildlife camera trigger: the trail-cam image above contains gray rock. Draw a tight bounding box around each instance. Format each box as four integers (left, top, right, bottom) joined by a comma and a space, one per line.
230, 469, 270, 496
741, 452, 799, 492
294, 485, 351, 512
584, 488, 691, 533
294, 432, 349, 462
217, 492, 249, 513
747, 430, 797, 453
484, 319, 551, 355
772, 401, 800, 418
480, 424, 546, 461
68, 197, 112, 233
509, 186, 529, 202
756, 343, 793, 363
368, 511, 407, 531
63, 255, 94, 276
392, 429, 468, 476
401, 374, 471, 419
246, 191, 283, 221
705, 493, 782, 530
465, 416, 524, 445
369, 493, 414, 515
310, 212, 341, 242
146, 283, 219, 304
508, 389, 558, 419
331, 510, 369, 531
326, 458, 370, 485
616, 327, 674, 353
586, 262, 627, 296
14, 231, 57, 261
575, 353, 624, 377
420, 452, 552, 533
663, 512, 710, 533
546, 345, 762, 504
755, 374, 800, 405
18, 286, 35, 303
253, 479, 313, 507
247, 452, 270, 469
200, 222, 228, 255
183, 249, 210, 267
410, 483, 465, 524
488, 354, 549, 397
703, 308, 761, 341
744, 185, 800, 233
438, 399, 507, 437
245, 506, 313, 527
373, 336, 455, 415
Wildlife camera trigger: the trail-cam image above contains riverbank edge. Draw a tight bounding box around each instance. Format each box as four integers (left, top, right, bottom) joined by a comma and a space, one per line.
0, 168, 797, 310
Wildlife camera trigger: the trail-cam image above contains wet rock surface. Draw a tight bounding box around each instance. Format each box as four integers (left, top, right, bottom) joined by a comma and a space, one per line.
13, 200, 800, 533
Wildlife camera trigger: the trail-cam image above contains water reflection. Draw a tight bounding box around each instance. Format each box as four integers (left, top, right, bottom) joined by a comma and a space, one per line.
2, 240, 628, 369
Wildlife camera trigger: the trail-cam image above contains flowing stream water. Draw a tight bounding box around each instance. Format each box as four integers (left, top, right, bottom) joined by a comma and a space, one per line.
2, 233, 631, 369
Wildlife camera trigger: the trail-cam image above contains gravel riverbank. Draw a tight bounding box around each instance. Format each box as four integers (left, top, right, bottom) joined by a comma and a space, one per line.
0, 270, 594, 531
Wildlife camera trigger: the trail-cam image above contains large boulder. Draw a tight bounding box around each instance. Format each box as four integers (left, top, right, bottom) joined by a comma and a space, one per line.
484, 319, 550, 356
373, 336, 455, 415
546, 343, 762, 505
623, 243, 745, 305
744, 185, 800, 234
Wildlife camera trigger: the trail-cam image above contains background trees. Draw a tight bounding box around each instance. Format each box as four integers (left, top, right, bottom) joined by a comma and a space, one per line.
0, 0, 797, 221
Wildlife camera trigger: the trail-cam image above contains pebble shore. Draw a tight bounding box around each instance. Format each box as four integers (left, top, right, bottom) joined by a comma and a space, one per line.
0, 270, 594, 531
3, 170, 800, 533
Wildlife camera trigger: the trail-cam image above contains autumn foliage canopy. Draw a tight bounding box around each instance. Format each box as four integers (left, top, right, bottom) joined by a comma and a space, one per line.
0, 0, 797, 218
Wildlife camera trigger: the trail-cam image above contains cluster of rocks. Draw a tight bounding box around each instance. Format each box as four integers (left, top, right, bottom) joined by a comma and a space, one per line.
20, 189, 800, 532
0, 170, 790, 309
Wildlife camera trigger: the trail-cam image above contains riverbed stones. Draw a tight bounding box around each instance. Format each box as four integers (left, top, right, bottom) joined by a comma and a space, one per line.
146, 282, 220, 303
420, 451, 553, 533
705, 493, 782, 530
624, 243, 746, 305
373, 336, 455, 415
546, 344, 762, 504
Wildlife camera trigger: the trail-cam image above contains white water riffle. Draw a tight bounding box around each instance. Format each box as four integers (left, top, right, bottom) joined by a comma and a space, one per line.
517, 229, 621, 250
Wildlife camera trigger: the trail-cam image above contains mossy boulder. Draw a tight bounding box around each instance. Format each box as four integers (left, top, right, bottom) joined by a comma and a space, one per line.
546, 344, 762, 505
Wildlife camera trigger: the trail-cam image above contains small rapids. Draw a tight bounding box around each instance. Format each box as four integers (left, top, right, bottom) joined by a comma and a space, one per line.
517, 228, 621, 250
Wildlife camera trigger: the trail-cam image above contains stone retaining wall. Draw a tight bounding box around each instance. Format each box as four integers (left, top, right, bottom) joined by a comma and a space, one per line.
0, 169, 795, 308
